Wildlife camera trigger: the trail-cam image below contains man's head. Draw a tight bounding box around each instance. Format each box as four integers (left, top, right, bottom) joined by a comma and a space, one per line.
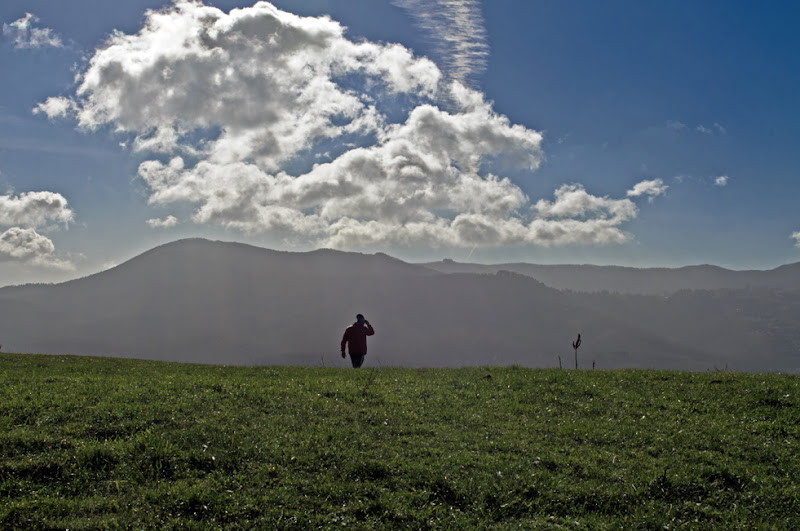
356, 314, 365, 323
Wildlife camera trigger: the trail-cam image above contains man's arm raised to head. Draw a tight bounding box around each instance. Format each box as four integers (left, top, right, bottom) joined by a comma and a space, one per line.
365, 322, 375, 336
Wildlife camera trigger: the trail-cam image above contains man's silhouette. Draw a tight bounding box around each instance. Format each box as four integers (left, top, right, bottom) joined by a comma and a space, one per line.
341, 314, 375, 368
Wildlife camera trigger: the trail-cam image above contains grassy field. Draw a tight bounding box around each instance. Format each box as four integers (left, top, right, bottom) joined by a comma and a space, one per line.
1, 353, 799, 529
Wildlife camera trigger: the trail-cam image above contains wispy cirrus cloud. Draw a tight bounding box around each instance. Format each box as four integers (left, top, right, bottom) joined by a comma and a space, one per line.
2, 13, 63, 49
667, 120, 726, 136
673, 174, 731, 188
791, 231, 800, 248
391, 0, 488, 86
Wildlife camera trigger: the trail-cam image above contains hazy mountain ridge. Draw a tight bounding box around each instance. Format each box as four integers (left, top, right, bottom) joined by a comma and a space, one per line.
1, 239, 797, 371
566, 287, 800, 372
421, 259, 800, 295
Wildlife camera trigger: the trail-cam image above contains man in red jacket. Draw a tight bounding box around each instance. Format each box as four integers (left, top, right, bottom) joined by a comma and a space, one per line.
341, 314, 375, 368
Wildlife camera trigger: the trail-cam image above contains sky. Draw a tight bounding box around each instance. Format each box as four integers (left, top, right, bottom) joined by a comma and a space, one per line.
1, 0, 799, 286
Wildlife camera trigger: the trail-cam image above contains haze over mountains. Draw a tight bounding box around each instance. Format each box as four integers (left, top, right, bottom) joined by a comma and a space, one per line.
422, 260, 800, 295
1, 239, 798, 372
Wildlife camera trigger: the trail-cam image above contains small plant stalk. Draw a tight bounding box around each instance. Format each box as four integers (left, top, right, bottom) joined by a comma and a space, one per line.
572, 334, 582, 370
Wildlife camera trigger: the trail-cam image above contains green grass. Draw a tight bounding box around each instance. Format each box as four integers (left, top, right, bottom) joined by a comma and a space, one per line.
1, 353, 799, 529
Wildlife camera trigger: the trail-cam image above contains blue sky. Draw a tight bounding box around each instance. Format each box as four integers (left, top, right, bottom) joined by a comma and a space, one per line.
1, 0, 799, 286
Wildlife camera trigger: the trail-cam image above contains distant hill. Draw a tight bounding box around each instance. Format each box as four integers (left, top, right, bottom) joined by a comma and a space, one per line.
1, 239, 798, 371
421, 259, 800, 295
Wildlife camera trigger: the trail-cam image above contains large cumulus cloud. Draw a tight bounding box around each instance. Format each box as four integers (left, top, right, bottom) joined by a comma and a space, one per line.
40, 1, 440, 169
0, 191, 74, 228
39, 1, 660, 250
0, 192, 74, 269
0, 227, 71, 269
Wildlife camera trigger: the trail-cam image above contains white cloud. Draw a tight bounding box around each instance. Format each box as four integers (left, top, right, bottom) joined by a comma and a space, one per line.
0, 227, 73, 269
43, 1, 659, 251
146, 215, 178, 228
100, 260, 119, 271
3, 13, 63, 49
0, 191, 74, 228
668, 121, 726, 135
318, 182, 642, 248
136, 83, 546, 245
391, 0, 488, 86
33, 97, 75, 119
0, 191, 74, 269
792, 232, 800, 248
537, 184, 636, 220
714, 175, 729, 187
529, 184, 638, 245
626, 179, 668, 202
42, 0, 440, 174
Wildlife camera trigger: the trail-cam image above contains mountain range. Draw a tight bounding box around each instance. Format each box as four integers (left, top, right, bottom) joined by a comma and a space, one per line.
1, 239, 798, 372
422, 259, 800, 295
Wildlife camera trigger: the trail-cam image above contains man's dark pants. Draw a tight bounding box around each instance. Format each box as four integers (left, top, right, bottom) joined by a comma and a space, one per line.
350, 353, 365, 368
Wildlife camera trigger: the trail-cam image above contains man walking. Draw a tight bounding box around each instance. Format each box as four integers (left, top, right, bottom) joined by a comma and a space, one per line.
341, 314, 375, 368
